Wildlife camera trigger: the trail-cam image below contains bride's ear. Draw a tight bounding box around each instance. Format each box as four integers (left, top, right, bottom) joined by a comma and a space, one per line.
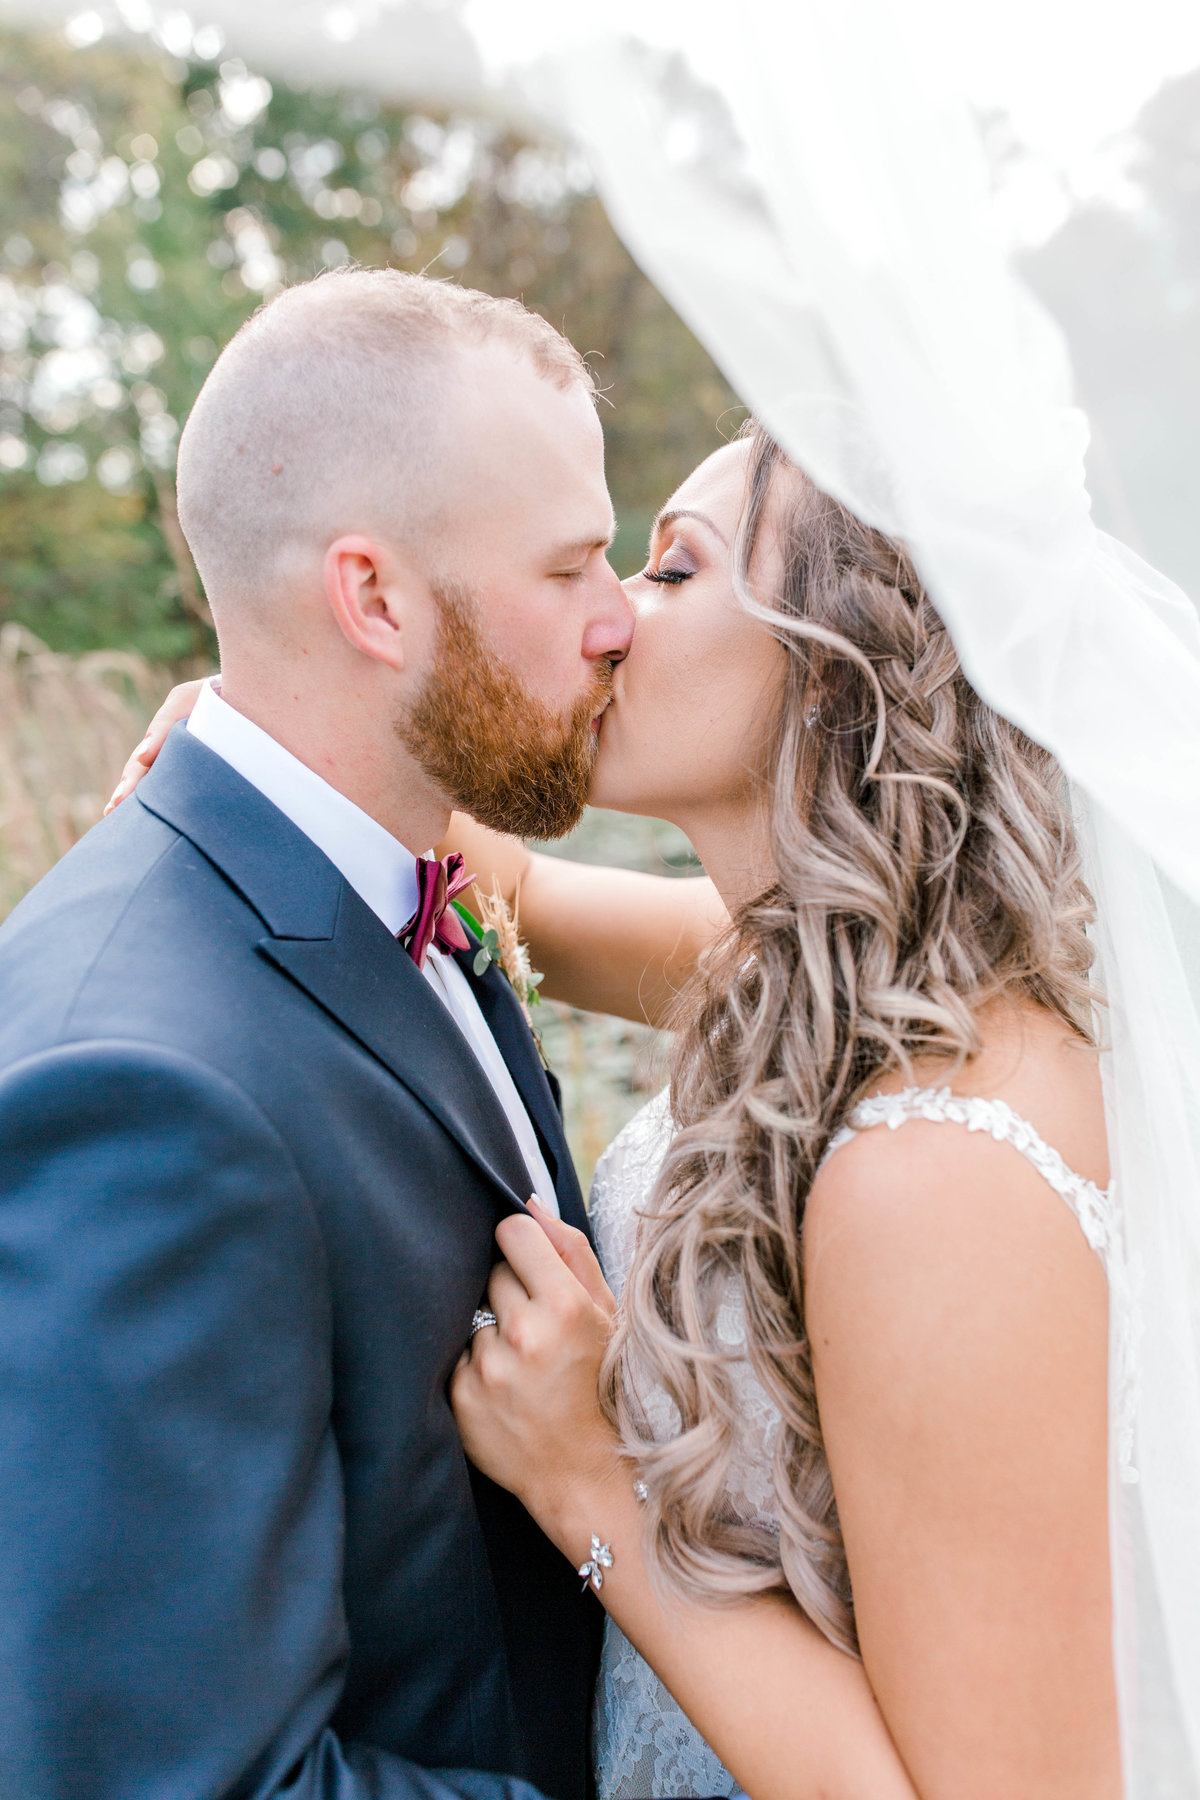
323, 534, 425, 673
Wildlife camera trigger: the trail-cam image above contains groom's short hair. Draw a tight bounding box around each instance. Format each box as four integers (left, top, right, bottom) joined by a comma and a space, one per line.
175, 267, 593, 618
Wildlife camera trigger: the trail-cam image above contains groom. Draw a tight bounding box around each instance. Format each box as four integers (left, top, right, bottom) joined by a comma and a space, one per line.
0, 272, 633, 1799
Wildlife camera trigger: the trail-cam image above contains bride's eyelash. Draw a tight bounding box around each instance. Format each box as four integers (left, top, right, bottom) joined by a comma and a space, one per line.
642, 566, 693, 585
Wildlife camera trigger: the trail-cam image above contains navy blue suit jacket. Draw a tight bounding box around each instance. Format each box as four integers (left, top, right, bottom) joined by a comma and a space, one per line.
0, 726, 602, 1800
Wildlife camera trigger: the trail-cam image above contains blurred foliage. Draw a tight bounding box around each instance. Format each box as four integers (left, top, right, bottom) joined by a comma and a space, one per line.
0, 21, 740, 665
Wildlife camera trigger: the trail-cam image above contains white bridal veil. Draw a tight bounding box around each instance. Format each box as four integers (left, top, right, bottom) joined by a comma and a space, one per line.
484, 3, 1200, 1788
4, 0, 1197, 1782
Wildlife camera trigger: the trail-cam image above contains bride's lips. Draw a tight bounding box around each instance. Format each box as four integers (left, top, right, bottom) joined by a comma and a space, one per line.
590, 696, 613, 735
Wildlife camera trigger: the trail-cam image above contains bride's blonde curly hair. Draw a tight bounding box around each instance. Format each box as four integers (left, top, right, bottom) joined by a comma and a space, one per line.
602, 423, 1096, 1654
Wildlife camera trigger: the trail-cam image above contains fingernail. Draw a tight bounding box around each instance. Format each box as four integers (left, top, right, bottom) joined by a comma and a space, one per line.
134, 736, 154, 763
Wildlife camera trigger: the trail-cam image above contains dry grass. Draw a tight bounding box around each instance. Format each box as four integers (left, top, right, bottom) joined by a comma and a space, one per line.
0, 624, 160, 921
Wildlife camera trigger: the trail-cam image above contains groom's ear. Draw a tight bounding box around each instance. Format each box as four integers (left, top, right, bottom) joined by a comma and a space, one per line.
322, 534, 427, 673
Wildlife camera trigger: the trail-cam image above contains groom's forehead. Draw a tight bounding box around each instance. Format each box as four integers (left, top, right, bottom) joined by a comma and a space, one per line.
436, 358, 612, 527
543, 521, 618, 560
447, 336, 599, 444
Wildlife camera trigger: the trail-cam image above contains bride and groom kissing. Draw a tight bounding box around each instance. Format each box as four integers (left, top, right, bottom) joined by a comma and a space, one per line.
0, 268, 1120, 1800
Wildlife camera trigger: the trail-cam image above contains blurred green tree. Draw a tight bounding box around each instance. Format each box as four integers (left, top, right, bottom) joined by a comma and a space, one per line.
0, 22, 739, 665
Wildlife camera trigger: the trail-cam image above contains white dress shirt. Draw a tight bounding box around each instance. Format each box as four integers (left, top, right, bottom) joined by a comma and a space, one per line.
188, 680, 559, 1214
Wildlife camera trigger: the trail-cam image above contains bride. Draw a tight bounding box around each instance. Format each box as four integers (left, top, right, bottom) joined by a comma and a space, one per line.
450, 423, 1120, 1800
116, 423, 1120, 1799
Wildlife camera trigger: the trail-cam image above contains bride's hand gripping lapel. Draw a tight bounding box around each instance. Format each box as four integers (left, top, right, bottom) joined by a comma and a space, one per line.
451, 1200, 620, 1521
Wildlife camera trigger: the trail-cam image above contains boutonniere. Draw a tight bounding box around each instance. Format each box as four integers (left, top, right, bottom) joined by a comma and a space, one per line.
452, 879, 549, 1065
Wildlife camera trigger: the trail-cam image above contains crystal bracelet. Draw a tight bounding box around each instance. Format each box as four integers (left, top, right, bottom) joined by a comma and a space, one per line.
578, 1476, 652, 1595
578, 1534, 614, 1592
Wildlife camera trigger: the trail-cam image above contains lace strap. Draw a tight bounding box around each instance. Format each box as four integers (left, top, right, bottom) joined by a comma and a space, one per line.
821, 1085, 1117, 1261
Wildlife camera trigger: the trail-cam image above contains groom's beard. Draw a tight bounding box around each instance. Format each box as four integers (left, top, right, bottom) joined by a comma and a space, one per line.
398, 579, 612, 840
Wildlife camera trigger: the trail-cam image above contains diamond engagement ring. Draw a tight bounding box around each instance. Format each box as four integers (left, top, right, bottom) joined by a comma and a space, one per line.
469, 1308, 499, 1338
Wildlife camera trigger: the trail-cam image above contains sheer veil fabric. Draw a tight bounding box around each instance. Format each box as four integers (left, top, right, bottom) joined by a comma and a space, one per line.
474, 3, 1200, 1789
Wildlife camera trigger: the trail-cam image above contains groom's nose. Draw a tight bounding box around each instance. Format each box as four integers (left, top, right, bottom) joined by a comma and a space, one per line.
582, 560, 636, 666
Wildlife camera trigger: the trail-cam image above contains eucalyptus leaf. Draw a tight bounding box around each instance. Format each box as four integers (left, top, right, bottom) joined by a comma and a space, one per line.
473, 948, 493, 977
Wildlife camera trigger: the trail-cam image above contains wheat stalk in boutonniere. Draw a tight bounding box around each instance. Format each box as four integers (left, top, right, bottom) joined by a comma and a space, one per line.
451, 878, 548, 1055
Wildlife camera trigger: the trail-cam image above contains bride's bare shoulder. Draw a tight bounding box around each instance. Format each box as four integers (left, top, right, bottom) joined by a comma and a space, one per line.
803, 995, 1109, 1296
800, 995, 1112, 1555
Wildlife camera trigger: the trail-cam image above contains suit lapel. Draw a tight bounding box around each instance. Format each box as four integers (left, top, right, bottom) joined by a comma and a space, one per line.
137, 727, 541, 1216
262, 909, 540, 1215
453, 947, 591, 1237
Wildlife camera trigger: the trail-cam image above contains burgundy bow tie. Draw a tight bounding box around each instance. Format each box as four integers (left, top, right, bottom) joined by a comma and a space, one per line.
398, 853, 476, 971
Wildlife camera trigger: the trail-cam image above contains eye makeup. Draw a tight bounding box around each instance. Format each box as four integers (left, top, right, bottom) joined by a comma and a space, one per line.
641, 528, 701, 586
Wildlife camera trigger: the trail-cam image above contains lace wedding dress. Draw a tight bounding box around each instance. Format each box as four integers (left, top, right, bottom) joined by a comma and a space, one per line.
587, 1083, 1127, 1800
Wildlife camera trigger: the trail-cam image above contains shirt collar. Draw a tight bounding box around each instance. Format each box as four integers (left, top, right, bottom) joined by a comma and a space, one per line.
187, 679, 423, 936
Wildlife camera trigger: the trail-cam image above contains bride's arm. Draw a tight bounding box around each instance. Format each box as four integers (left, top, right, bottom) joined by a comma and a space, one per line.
452, 1213, 917, 1800
539, 1459, 916, 1800
801, 1120, 1119, 1800
437, 813, 726, 1025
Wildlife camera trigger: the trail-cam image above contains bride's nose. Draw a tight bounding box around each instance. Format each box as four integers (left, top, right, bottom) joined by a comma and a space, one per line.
584, 563, 636, 665
620, 571, 656, 626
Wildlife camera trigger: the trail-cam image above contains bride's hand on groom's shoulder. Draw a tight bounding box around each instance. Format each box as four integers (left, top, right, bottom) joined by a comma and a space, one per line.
105, 675, 214, 813
450, 1202, 621, 1530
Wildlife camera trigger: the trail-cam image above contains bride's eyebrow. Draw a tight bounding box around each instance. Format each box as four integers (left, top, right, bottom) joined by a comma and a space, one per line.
652, 507, 728, 545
